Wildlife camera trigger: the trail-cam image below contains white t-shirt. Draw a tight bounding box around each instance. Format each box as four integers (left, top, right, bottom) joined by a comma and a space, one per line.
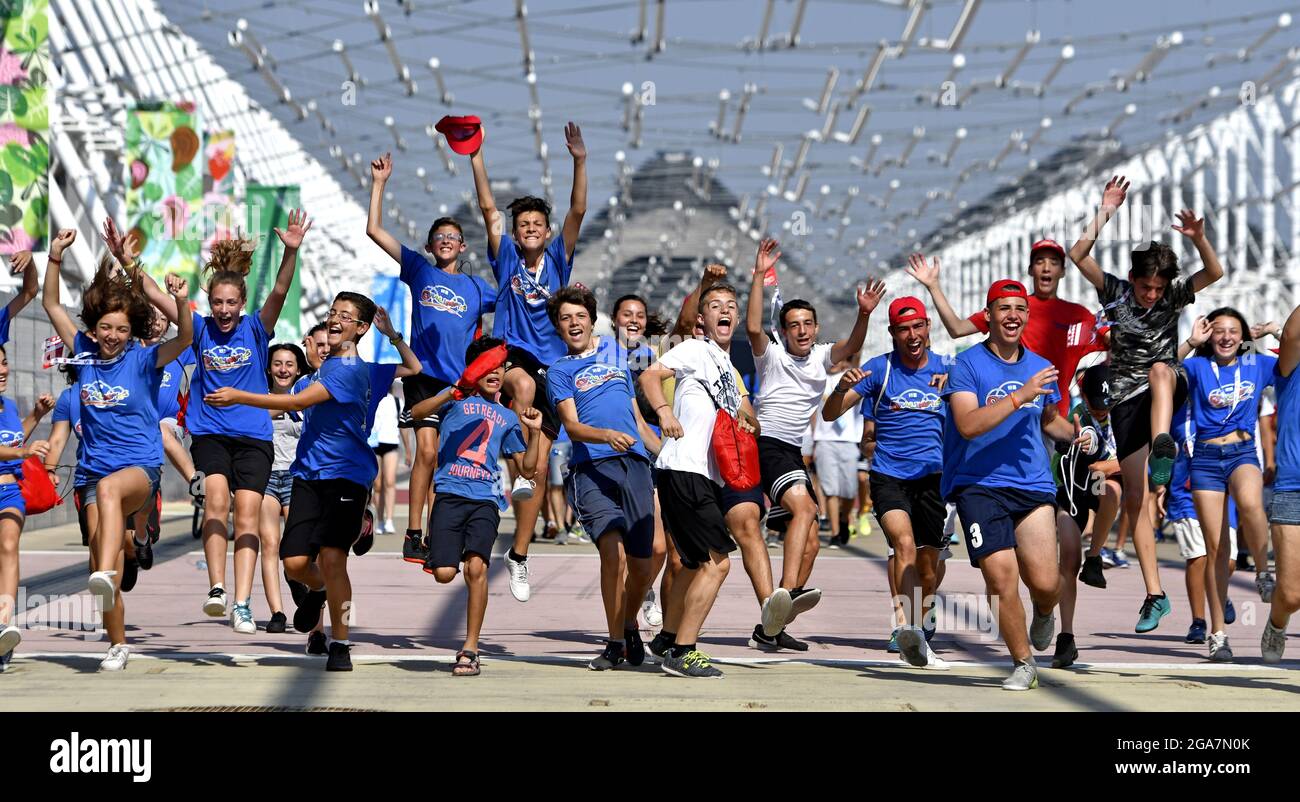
654, 337, 741, 484
812, 371, 864, 443
368, 394, 401, 447
753, 338, 834, 446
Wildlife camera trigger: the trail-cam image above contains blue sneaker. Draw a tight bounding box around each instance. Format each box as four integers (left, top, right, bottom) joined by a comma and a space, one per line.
1111, 549, 1130, 569
887, 627, 901, 653
923, 625, 936, 642
1186, 618, 1207, 643
1224, 597, 1236, 625
1135, 594, 1171, 633
1100, 548, 1117, 568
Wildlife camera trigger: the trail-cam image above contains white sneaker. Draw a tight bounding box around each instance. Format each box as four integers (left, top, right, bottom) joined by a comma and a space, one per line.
506, 552, 531, 602
922, 643, 950, 671
642, 590, 663, 628
760, 588, 793, 637
203, 585, 228, 617
230, 601, 256, 634
554, 528, 570, 545
1261, 620, 1287, 664
98, 643, 130, 672
88, 570, 118, 612
1208, 631, 1234, 662
896, 625, 928, 667
512, 476, 535, 502
382, 519, 396, 535
0, 624, 20, 657
1257, 572, 1276, 603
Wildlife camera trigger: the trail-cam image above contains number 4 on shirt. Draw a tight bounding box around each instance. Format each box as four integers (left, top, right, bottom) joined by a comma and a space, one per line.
458, 419, 496, 465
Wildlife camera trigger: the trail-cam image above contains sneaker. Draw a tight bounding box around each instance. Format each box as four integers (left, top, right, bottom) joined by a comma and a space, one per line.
896, 626, 928, 667
1149, 433, 1177, 486
1051, 633, 1078, 668
326, 641, 353, 671
0, 651, 11, 673
1236, 552, 1255, 572
293, 586, 327, 633
775, 630, 809, 651
938, 544, 953, 561
887, 627, 901, 653
1099, 547, 1117, 568
1111, 549, 1130, 569
98, 644, 130, 672
383, 518, 396, 535
1208, 631, 1233, 662
589, 640, 626, 671
0, 624, 20, 657
306, 631, 328, 656
857, 513, 872, 537
661, 649, 723, 678
648, 630, 672, 663
1134, 593, 1171, 633
402, 531, 428, 565
230, 601, 256, 634
554, 528, 570, 546
569, 524, 591, 544
923, 647, 950, 671
1079, 555, 1107, 588
1001, 659, 1038, 691
827, 539, 841, 550
1261, 620, 1287, 664
134, 537, 154, 571
286, 574, 307, 607
1257, 572, 1277, 603
787, 587, 822, 624
1186, 618, 1207, 644
624, 627, 646, 666
120, 556, 139, 593
818, 516, 831, 532
1225, 597, 1236, 625
641, 590, 663, 628
266, 611, 288, 634
1030, 605, 1056, 651
747, 626, 809, 652
505, 552, 531, 602
922, 624, 936, 642
511, 476, 535, 501
765, 533, 779, 549
203, 586, 227, 617
88, 570, 118, 612
760, 588, 793, 637
352, 507, 375, 557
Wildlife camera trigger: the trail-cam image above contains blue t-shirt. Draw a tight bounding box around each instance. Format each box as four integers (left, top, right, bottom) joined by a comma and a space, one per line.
489, 232, 572, 364
72, 332, 164, 479
595, 335, 656, 381
156, 349, 194, 421
548, 342, 648, 465
1167, 405, 1196, 521
1184, 354, 1277, 442
940, 342, 1061, 500
188, 310, 273, 440
292, 356, 381, 488
1274, 362, 1300, 492
854, 349, 946, 479
0, 396, 24, 478
400, 245, 496, 383
0, 305, 10, 347
434, 396, 527, 509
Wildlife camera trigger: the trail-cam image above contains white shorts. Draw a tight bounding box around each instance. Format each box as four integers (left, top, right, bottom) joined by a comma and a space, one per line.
1171, 517, 1238, 561
814, 441, 858, 499
161, 417, 183, 442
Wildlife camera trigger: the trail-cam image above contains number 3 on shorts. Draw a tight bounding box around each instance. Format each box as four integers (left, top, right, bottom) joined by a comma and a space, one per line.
968, 522, 983, 548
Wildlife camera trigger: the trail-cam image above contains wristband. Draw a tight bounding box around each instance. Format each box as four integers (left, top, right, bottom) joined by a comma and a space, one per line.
1008, 392, 1023, 411
388, 333, 403, 345
47, 257, 61, 264
655, 403, 670, 412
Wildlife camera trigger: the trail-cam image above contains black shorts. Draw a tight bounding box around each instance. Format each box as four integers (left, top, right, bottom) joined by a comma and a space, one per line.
373, 443, 399, 457
428, 494, 499, 568
1111, 372, 1188, 460
953, 484, 1056, 567
280, 478, 369, 559
401, 374, 451, 429
191, 434, 274, 494
504, 346, 560, 440
655, 469, 735, 569
758, 436, 815, 533
869, 471, 946, 549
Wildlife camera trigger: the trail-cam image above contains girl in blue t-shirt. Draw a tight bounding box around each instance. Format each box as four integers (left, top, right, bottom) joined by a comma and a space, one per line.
42, 227, 194, 672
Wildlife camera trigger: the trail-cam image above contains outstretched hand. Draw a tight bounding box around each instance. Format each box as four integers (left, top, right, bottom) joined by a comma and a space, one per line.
905, 253, 939, 288
50, 228, 77, 258
371, 152, 393, 182
373, 306, 397, 338
1187, 316, 1211, 349
564, 122, 586, 161
274, 208, 313, 250
1171, 209, 1205, 242
857, 279, 887, 315
754, 238, 780, 277
165, 272, 189, 298
836, 368, 869, 393
9, 250, 32, 275
1102, 175, 1130, 209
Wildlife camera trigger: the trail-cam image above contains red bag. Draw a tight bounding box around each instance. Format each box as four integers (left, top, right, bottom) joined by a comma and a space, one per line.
696, 378, 760, 491
18, 456, 62, 515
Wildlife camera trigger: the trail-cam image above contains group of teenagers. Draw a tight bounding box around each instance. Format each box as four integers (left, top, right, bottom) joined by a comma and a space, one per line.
0, 113, 1296, 690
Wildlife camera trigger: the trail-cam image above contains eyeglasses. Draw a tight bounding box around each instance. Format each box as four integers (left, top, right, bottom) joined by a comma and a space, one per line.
326, 309, 358, 324
431, 233, 464, 243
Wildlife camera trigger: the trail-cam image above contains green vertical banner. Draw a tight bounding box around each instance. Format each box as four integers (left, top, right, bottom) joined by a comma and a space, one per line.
202, 129, 237, 264
125, 101, 203, 291
0, 0, 50, 254
246, 184, 301, 341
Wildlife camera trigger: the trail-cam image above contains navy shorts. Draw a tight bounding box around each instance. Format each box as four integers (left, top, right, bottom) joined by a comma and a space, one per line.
428, 494, 499, 569
566, 454, 655, 558
0, 481, 23, 516
953, 485, 1056, 567
720, 483, 765, 515
1190, 439, 1259, 492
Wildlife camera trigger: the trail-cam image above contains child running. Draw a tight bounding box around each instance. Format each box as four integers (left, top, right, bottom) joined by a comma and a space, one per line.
259, 343, 311, 635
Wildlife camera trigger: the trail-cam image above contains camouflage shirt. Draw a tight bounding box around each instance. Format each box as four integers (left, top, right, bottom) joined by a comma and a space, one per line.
1097, 271, 1195, 403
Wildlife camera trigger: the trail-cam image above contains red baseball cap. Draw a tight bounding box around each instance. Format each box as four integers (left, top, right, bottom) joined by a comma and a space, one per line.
1029, 238, 1066, 260
888, 296, 927, 326
435, 115, 484, 155
987, 279, 1029, 306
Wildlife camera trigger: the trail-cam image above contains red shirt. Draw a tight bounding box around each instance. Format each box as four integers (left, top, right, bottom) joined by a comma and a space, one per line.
968, 295, 1106, 415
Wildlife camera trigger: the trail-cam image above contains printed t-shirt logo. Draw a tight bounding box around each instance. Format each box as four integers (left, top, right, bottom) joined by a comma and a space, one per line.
0, 430, 22, 447
202, 345, 253, 373
510, 273, 548, 306
420, 285, 468, 316
985, 380, 1029, 407
1208, 381, 1255, 409
575, 363, 622, 393
82, 380, 131, 408
887, 388, 942, 412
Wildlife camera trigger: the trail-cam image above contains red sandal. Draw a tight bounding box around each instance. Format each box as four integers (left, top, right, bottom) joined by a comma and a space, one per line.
453, 650, 480, 676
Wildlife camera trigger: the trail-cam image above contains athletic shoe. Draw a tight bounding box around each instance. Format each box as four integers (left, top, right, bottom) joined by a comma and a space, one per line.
923, 647, 950, 671
1149, 433, 1177, 486
293, 587, 327, 633
569, 523, 591, 544
266, 611, 288, 634
765, 533, 779, 549
0, 651, 11, 673
1134, 594, 1171, 633
230, 601, 256, 634
1261, 620, 1287, 664
923, 624, 936, 642
0, 624, 20, 657
286, 574, 307, 607
505, 552, 531, 602
511, 476, 535, 501
774, 630, 808, 651
88, 570, 118, 612
1111, 549, 1130, 569
326, 641, 353, 671
1030, 605, 1056, 651
857, 513, 872, 537
1001, 659, 1038, 691
98, 644, 130, 672
1208, 631, 1233, 662
554, 528, 570, 545
887, 627, 901, 653
938, 545, 953, 561
896, 626, 927, 667
402, 531, 428, 565
589, 640, 626, 671
648, 630, 672, 662
641, 590, 663, 628
1225, 597, 1236, 625
382, 518, 395, 535
1186, 618, 1207, 644
818, 516, 831, 532
661, 649, 723, 678
306, 631, 328, 656
827, 539, 841, 550
1079, 555, 1107, 588
1099, 547, 1116, 568
760, 588, 793, 637
624, 627, 646, 666
747, 626, 809, 652
1051, 633, 1078, 668
120, 556, 139, 593
352, 507, 375, 557
787, 587, 822, 623
203, 585, 228, 617
948, 532, 959, 545
134, 537, 154, 571
1257, 572, 1276, 604
1236, 552, 1255, 572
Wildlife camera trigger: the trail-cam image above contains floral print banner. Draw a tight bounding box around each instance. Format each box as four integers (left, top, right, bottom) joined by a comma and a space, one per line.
202, 129, 237, 265
0, 0, 50, 254
125, 101, 203, 292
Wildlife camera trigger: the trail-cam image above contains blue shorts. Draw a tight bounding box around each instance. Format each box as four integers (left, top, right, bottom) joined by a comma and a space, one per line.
1270, 490, 1300, 527
265, 469, 294, 507
953, 485, 1056, 567
567, 454, 655, 558
720, 483, 765, 515
0, 481, 24, 516
77, 466, 163, 513
428, 494, 499, 568
1190, 440, 1259, 492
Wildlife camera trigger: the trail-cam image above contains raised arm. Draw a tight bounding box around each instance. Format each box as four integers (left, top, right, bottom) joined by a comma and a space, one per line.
747, 239, 780, 357
42, 229, 81, 348
156, 274, 194, 367
1178, 316, 1210, 361
372, 306, 422, 378
1171, 209, 1223, 293
5, 250, 38, 318
822, 368, 868, 421
831, 280, 886, 365
511, 408, 544, 481
674, 263, 726, 339
468, 136, 503, 260
906, 253, 978, 339
408, 384, 460, 422
1069, 176, 1128, 291
367, 152, 403, 263
22, 394, 54, 439
103, 218, 178, 325
259, 208, 313, 332
561, 122, 587, 262
1278, 299, 1300, 377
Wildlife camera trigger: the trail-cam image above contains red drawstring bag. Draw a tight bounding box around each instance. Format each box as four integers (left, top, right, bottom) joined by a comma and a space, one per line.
19, 456, 62, 515
696, 378, 760, 491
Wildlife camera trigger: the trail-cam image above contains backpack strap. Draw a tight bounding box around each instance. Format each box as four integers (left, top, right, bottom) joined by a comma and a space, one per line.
873, 355, 893, 417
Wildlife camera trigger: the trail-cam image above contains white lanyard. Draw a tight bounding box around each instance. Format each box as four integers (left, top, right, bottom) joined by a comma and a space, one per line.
1209, 359, 1243, 425
515, 256, 551, 300
52, 350, 128, 368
